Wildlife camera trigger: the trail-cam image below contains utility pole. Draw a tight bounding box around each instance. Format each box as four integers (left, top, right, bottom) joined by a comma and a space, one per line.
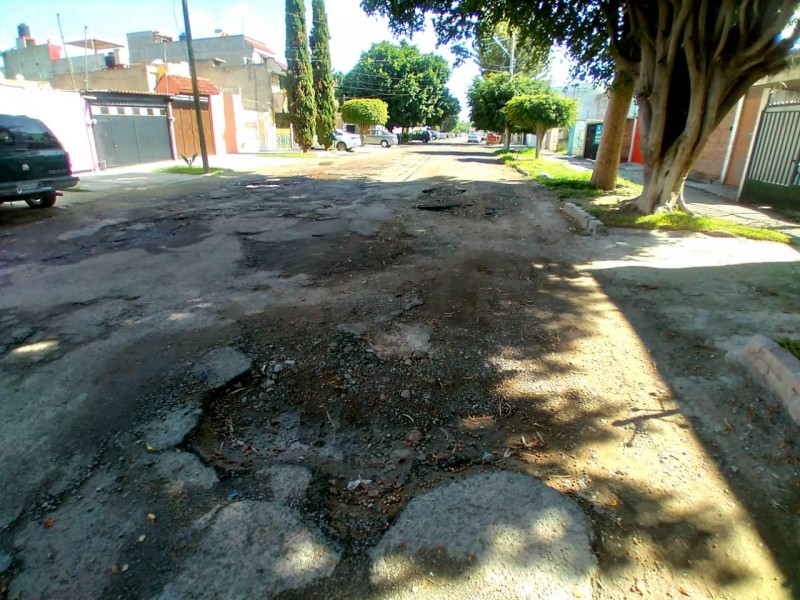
57, 14, 77, 91
83, 26, 89, 90
181, 0, 210, 174
509, 30, 516, 77
500, 29, 516, 149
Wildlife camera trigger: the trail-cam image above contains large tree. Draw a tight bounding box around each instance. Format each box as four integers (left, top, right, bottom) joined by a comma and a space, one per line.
285, 0, 316, 152
429, 90, 461, 129
341, 98, 389, 142
340, 41, 454, 131
504, 93, 578, 158
362, 0, 800, 214
311, 0, 337, 149
467, 74, 550, 149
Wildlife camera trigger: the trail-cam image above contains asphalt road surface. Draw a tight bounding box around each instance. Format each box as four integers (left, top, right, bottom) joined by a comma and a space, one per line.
1, 141, 799, 599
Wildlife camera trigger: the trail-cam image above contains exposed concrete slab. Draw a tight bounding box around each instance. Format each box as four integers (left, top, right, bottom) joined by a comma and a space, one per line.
192, 346, 252, 389
742, 333, 800, 424
247, 219, 346, 243
371, 324, 432, 359
141, 403, 203, 451
154, 450, 218, 492
349, 219, 382, 236
258, 463, 312, 502
152, 500, 340, 599
57, 219, 127, 241
370, 471, 596, 599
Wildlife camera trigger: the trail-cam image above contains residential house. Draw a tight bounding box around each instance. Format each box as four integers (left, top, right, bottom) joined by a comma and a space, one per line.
1, 23, 124, 88
127, 31, 288, 151
563, 83, 637, 162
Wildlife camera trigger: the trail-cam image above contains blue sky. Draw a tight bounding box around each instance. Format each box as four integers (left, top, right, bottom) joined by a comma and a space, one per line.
0, 0, 572, 119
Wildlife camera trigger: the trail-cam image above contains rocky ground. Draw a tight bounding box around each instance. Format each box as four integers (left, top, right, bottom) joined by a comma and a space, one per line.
0, 142, 798, 599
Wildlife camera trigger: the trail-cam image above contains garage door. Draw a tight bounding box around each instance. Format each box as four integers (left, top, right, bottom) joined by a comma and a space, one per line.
90, 102, 172, 168
172, 97, 216, 159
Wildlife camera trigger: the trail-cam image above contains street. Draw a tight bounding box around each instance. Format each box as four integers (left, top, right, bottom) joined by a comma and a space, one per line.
1, 140, 799, 599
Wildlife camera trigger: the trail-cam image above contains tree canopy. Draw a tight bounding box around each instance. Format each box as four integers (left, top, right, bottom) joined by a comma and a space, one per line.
341, 98, 389, 140
310, 0, 337, 149
363, 0, 800, 213
504, 94, 578, 157
467, 74, 550, 134
340, 41, 455, 130
285, 0, 316, 152
430, 90, 461, 129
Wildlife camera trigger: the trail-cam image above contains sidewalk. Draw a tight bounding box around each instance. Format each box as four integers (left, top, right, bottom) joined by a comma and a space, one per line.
63, 153, 334, 204
616, 162, 800, 239
551, 154, 800, 241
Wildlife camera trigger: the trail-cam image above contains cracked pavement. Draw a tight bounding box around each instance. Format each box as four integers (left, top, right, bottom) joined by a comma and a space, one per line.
1, 142, 799, 599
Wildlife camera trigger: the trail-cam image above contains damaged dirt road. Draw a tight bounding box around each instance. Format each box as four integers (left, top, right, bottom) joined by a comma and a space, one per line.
1, 141, 799, 599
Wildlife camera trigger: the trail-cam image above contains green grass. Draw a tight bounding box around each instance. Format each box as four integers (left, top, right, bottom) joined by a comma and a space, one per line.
155, 166, 228, 176
601, 211, 790, 242
777, 338, 800, 360
498, 151, 791, 244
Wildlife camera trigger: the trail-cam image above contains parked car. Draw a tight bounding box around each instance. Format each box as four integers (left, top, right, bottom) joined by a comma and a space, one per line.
332, 128, 362, 151
364, 127, 399, 148
402, 130, 431, 143
0, 114, 78, 208
467, 131, 483, 143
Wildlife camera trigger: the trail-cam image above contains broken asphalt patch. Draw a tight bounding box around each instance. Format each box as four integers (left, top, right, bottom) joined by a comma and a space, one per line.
370, 471, 596, 599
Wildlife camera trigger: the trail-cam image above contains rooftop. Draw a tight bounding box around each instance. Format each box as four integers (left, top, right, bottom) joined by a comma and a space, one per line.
154, 74, 219, 95
66, 38, 123, 52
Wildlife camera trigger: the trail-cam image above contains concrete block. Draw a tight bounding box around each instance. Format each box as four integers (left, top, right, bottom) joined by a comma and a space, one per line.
563, 202, 607, 236
742, 334, 800, 425
752, 356, 771, 376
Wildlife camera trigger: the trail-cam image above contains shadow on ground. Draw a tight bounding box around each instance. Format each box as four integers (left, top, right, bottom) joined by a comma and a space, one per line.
1, 157, 798, 598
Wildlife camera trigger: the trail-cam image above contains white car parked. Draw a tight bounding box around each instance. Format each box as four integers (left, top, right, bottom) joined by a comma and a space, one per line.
333, 129, 362, 151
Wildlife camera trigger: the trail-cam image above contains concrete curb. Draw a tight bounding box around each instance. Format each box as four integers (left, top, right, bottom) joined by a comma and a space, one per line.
742, 334, 800, 424
563, 202, 607, 236
513, 165, 530, 177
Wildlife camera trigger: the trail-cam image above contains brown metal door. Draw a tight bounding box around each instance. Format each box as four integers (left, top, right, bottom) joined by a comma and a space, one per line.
172, 101, 215, 159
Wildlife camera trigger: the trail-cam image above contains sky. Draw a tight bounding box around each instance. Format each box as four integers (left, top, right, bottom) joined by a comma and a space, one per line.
0, 0, 573, 120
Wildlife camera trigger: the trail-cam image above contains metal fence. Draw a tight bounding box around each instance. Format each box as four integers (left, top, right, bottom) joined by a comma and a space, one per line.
741, 91, 800, 208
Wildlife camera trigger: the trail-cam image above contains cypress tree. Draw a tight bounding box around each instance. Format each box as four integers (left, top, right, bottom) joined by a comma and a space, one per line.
310, 0, 336, 150
285, 0, 316, 151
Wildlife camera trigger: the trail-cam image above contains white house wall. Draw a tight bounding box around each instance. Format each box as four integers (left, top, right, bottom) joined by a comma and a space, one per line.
0, 84, 96, 172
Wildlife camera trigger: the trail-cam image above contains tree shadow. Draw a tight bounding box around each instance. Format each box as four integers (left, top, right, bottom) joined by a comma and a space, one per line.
2, 148, 798, 598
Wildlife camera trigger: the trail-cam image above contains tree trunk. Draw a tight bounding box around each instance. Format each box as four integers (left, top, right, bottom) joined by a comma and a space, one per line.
634, 153, 693, 212
535, 127, 545, 158
504, 125, 511, 150
590, 70, 634, 190
623, 1, 797, 214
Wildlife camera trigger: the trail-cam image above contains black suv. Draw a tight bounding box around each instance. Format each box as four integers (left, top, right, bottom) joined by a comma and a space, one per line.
400, 130, 431, 144
0, 115, 79, 208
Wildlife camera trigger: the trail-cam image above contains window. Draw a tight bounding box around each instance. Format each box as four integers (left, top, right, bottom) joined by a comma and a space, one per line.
20, 127, 60, 149
0, 128, 15, 146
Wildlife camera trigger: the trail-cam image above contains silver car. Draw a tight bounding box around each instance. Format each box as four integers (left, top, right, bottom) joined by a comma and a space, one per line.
363, 128, 398, 148
333, 129, 362, 151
